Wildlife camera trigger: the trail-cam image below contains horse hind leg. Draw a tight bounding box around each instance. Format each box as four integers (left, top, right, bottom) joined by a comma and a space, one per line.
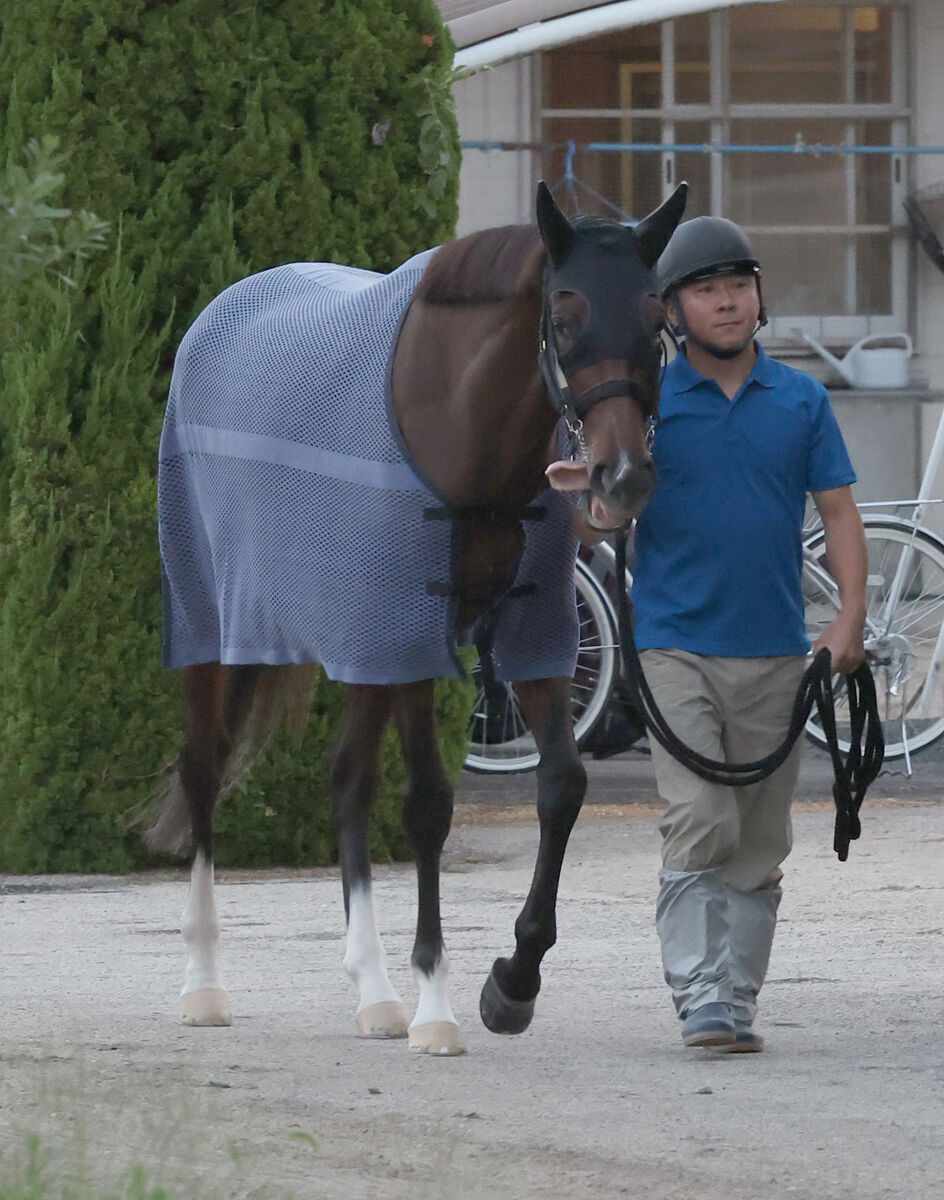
176, 663, 261, 1027
332, 685, 409, 1040
179, 853, 230, 1027
393, 681, 464, 1056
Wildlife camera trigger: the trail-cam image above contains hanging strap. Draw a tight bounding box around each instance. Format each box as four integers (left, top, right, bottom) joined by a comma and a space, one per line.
613, 535, 884, 861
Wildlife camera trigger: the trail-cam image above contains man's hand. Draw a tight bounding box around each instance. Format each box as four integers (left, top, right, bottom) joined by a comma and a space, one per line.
813, 613, 865, 676
547, 460, 628, 543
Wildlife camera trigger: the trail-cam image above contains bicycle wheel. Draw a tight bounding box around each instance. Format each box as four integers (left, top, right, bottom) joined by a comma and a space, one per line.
803, 516, 944, 759
464, 556, 619, 773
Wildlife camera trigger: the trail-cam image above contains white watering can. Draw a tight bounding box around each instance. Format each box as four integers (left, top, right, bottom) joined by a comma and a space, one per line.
799, 331, 913, 389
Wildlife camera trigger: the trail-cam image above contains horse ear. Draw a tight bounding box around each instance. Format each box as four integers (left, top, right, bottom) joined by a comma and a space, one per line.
632, 182, 689, 269
536, 181, 575, 267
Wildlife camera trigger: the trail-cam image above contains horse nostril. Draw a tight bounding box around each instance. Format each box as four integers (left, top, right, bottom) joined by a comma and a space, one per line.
594, 453, 656, 507
598, 452, 635, 497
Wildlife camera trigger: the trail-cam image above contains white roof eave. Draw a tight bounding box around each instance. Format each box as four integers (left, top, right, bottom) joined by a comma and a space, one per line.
452, 0, 785, 73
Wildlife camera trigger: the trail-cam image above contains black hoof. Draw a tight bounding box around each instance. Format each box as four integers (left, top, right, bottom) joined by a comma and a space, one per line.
480, 967, 536, 1035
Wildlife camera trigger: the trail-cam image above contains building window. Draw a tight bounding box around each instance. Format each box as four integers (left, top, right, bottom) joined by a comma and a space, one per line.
540, 3, 910, 345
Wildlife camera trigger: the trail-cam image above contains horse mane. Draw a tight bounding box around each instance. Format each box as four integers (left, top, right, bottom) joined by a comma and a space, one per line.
415, 225, 544, 306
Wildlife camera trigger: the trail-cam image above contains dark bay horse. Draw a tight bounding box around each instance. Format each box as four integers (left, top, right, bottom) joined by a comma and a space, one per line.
151, 182, 687, 1054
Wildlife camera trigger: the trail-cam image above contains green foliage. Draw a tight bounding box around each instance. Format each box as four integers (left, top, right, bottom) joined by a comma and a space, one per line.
0, 1, 464, 872
0, 0, 460, 342
0, 136, 109, 285
406, 62, 468, 220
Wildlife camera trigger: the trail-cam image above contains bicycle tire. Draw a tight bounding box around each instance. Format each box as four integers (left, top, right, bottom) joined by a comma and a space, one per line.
803, 515, 944, 759
463, 556, 619, 773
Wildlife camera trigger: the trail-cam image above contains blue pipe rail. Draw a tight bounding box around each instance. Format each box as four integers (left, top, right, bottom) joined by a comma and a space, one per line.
461, 138, 944, 156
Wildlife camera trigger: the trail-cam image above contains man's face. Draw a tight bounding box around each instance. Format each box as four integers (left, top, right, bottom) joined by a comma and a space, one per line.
668, 271, 760, 357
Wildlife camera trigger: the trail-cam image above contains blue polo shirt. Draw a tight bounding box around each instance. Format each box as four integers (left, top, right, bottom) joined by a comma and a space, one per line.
633, 345, 856, 656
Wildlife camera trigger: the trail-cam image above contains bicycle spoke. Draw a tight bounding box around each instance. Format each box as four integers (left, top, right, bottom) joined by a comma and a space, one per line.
464, 558, 619, 772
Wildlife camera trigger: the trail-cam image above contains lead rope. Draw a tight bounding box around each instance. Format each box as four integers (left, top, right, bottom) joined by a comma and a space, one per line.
613, 534, 884, 861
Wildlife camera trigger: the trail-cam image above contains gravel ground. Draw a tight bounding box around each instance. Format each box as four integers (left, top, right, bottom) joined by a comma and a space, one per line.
1, 775, 942, 1199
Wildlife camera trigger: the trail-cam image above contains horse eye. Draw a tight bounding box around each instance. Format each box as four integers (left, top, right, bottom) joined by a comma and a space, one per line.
551, 316, 578, 349
549, 291, 589, 352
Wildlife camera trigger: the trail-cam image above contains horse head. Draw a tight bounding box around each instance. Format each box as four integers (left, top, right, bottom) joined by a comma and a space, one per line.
540, 181, 688, 529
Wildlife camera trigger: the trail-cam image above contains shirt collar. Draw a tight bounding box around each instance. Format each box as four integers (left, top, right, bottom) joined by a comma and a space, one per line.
666, 341, 775, 394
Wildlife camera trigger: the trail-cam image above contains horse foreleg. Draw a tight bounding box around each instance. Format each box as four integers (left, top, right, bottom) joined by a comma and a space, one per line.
480, 676, 586, 1035
393, 680, 463, 1056
177, 663, 259, 1027
332, 685, 407, 1039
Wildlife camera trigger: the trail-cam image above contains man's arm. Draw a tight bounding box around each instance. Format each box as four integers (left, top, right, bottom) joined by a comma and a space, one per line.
810, 484, 867, 674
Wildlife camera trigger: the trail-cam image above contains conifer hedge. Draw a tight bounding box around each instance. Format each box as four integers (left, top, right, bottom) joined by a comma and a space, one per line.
0, 1, 466, 872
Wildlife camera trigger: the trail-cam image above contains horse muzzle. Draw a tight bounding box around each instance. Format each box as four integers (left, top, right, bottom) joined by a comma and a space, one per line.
590, 452, 655, 518
545, 452, 656, 529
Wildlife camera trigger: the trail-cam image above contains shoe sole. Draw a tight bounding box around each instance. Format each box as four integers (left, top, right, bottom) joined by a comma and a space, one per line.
718, 1037, 764, 1054
683, 1028, 736, 1048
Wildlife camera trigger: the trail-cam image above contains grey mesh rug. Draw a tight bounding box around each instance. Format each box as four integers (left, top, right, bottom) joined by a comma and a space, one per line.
158, 249, 578, 685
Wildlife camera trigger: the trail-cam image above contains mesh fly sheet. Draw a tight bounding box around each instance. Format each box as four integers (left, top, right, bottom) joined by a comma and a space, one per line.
158, 250, 579, 685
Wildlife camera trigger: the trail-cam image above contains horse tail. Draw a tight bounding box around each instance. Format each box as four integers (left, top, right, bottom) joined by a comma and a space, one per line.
144, 663, 320, 856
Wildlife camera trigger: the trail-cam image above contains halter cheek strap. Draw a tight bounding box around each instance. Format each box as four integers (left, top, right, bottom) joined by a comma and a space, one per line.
538, 306, 659, 466
538, 307, 642, 427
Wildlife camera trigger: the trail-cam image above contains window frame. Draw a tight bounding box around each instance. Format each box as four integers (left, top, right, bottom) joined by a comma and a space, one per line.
537, 2, 912, 347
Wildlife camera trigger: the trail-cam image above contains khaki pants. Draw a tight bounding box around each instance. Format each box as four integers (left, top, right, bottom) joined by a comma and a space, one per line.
640, 649, 808, 893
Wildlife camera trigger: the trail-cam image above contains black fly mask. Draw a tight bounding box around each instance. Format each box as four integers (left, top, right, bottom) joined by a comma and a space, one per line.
536, 182, 688, 429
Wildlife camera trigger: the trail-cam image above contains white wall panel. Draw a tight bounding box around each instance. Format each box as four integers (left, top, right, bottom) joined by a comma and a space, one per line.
453, 58, 534, 234
913, 0, 944, 392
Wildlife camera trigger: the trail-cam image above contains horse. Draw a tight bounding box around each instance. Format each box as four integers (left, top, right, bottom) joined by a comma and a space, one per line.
150, 181, 687, 1055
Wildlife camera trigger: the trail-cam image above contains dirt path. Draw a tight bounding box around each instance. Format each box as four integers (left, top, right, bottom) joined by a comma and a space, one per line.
1, 799, 942, 1198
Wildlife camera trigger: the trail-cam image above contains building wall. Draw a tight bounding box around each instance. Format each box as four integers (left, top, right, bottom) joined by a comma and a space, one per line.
454, 58, 534, 236
912, 0, 944, 398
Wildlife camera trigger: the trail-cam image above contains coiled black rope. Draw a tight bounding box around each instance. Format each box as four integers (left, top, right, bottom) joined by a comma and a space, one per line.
613, 534, 885, 861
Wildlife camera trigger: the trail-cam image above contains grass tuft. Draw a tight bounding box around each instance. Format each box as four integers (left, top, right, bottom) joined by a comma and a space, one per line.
0, 1135, 169, 1200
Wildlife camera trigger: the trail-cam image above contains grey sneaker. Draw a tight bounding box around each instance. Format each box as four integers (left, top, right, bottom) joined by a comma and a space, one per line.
681, 1002, 736, 1048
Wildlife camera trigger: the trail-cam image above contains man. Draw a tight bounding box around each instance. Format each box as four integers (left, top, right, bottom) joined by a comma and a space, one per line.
633, 216, 868, 1052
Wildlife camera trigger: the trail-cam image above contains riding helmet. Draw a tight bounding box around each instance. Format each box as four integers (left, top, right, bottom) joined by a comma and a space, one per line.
656, 215, 766, 326
656, 216, 761, 298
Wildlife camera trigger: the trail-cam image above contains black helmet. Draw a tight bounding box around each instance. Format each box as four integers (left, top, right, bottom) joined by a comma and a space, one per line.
656, 215, 766, 327
657, 216, 761, 298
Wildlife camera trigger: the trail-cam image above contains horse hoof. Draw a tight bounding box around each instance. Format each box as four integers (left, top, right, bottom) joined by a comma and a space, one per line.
408, 1021, 465, 1056
179, 988, 232, 1027
355, 1001, 409, 1039
479, 969, 535, 1035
